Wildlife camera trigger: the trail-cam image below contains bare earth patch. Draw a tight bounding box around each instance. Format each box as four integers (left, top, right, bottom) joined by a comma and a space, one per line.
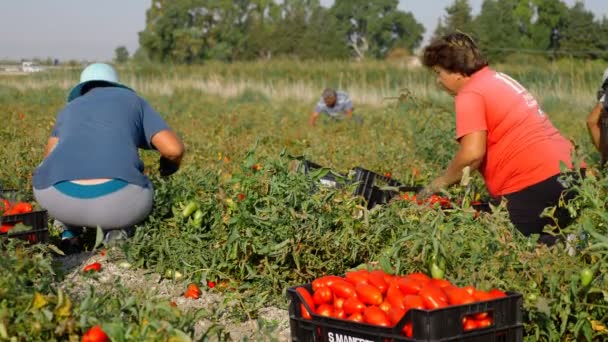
54, 247, 292, 341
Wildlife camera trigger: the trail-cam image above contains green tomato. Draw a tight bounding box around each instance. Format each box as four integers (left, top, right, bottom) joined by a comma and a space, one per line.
430, 262, 445, 280
192, 209, 204, 227
526, 292, 537, 303
580, 268, 593, 287
182, 201, 199, 218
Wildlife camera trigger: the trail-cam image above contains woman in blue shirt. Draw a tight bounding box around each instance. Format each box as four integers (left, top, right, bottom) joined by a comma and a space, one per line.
33, 63, 185, 250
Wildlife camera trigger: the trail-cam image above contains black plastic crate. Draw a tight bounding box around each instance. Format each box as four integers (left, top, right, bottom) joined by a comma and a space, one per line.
352, 167, 422, 209
297, 160, 349, 189
287, 283, 523, 342
1, 210, 49, 244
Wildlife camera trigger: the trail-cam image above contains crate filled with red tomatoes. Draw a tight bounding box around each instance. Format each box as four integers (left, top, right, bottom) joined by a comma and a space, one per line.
1, 190, 49, 243
287, 269, 522, 341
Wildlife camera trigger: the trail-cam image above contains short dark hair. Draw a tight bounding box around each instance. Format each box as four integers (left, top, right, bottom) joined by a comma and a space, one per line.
422, 32, 488, 76
322, 88, 337, 99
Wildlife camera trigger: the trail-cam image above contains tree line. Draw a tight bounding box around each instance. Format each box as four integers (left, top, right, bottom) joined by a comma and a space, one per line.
115, 0, 608, 63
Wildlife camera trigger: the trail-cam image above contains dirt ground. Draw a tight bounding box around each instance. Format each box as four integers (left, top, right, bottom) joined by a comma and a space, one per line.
54, 246, 292, 341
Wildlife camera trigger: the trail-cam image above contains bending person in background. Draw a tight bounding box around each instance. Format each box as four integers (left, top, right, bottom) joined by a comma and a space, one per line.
585, 68, 608, 158
33, 63, 185, 251
419, 32, 584, 246
309, 88, 362, 126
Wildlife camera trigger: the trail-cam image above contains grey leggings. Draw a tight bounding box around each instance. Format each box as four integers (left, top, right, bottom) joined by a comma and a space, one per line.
34, 183, 154, 231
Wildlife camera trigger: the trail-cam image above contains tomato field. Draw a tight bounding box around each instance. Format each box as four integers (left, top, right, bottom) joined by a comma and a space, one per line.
1, 59, 608, 341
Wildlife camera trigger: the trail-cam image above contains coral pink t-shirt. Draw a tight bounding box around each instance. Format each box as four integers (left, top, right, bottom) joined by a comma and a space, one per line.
455, 67, 577, 197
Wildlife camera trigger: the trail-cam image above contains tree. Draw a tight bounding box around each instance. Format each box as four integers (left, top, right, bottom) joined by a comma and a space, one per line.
432, 0, 474, 40
331, 0, 424, 59
560, 2, 602, 58
114, 46, 130, 63
473, 0, 521, 61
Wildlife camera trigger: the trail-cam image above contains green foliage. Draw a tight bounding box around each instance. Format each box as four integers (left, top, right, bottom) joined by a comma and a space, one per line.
114, 46, 130, 64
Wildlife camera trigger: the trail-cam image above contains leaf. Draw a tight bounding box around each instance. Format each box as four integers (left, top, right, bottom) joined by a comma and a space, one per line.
535, 296, 552, 316
94, 225, 104, 249
168, 329, 193, 342
54, 289, 72, 317
46, 244, 65, 256
32, 292, 48, 310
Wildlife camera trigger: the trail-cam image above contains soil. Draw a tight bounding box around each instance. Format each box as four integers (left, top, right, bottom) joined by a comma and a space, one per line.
54, 246, 292, 341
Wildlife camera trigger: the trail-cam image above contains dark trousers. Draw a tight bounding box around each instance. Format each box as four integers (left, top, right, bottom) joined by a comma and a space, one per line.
499, 170, 584, 246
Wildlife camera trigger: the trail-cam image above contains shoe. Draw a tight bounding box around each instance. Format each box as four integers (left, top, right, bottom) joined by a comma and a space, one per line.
103, 228, 134, 246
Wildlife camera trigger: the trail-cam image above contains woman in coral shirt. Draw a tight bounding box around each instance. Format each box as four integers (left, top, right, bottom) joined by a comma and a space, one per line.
419, 32, 584, 246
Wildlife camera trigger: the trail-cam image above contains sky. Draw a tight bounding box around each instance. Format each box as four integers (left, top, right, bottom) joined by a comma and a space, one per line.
0, 0, 607, 61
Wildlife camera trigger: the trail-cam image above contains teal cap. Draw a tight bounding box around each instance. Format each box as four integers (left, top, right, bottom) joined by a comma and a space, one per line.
67, 63, 134, 102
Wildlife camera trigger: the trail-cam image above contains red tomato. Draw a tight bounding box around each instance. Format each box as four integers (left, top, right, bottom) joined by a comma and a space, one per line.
445, 287, 476, 306
12, 202, 33, 214
463, 316, 478, 331
300, 304, 312, 320
403, 295, 425, 311
83, 262, 102, 273
477, 317, 493, 328
356, 283, 383, 306
397, 278, 424, 295
313, 286, 333, 305
330, 280, 356, 299
312, 275, 344, 291
419, 285, 448, 309
347, 312, 364, 322
343, 296, 366, 315
332, 308, 346, 319
363, 306, 391, 327
489, 288, 507, 298
187, 283, 201, 294
388, 307, 406, 326
81, 324, 109, 342
333, 297, 345, 310
0, 224, 13, 233
345, 270, 369, 285
402, 321, 413, 337
368, 270, 388, 294
379, 300, 392, 313
316, 304, 333, 317
473, 290, 494, 302
462, 285, 476, 296
207, 281, 216, 289
296, 287, 316, 316
406, 273, 431, 283
429, 279, 453, 289
386, 284, 406, 310
184, 288, 200, 299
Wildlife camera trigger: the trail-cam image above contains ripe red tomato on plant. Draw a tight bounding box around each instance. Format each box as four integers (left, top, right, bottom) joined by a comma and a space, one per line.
83, 262, 102, 273
184, 283, 201, 299
207, 281, 216, 289
81, 324, 109, 342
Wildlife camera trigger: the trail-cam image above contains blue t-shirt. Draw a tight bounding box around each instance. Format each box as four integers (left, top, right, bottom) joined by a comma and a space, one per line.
314, 91, 353, 119
33, 87, 170, 189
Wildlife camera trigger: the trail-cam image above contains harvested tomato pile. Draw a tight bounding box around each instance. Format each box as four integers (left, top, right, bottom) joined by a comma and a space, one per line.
296, 269, 507, 337
401, 193, 452, 209
0, 199, 34, 233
